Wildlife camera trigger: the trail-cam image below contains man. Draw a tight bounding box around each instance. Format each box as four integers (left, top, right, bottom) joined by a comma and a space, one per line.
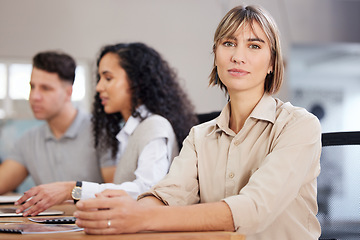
0, 51, 115, 196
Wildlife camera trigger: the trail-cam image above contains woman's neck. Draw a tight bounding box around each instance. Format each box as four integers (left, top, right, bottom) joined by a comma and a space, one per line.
228, 91, 264, 134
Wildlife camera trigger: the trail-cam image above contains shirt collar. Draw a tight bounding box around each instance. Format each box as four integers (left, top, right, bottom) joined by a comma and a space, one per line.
214, 93, 276, 136
214, 103, 233, 136
116, 105, 151, 140
44, 109, 84, 140
249, 93, 276, 123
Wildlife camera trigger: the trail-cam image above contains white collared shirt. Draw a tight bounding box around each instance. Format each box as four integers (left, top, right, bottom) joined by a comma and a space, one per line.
81, 105, 172, 199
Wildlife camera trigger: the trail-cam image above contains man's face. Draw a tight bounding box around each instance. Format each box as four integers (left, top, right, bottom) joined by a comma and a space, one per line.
29, 67, 72, 121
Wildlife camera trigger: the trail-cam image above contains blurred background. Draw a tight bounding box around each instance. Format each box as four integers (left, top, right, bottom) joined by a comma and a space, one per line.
0, 0, 359, 238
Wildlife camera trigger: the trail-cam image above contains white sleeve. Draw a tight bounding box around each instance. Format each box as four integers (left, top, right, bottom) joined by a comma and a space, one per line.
81, 138, 170, 200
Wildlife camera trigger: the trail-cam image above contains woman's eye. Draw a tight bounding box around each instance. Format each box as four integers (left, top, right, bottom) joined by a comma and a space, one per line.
103, 75, 112, 81
249, 44, 260, 49
223, 41, 235, 47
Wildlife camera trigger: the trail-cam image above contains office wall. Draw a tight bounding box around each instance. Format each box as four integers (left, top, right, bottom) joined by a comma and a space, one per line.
0, 0, 358, 113
0, 0, 288, 114
0, 0, 225, 114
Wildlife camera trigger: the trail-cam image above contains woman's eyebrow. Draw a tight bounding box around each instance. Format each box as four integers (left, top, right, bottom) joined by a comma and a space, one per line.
222, 36, 237, 41
247, 37, 265, 43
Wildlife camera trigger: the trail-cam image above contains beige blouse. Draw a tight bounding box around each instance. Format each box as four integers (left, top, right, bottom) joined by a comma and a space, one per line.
139, 94, 322, 240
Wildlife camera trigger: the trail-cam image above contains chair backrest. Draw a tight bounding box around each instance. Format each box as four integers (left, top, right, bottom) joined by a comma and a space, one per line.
318, 131, 360, 240
196, 111, 221, 124
322, 131, 360, 147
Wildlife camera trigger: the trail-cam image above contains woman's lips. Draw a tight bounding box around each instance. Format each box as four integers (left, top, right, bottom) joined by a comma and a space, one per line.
228, 68, 249, 77
100, 97, 108, 105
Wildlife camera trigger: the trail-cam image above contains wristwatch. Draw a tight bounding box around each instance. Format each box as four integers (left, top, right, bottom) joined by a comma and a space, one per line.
71, 181, 82, 204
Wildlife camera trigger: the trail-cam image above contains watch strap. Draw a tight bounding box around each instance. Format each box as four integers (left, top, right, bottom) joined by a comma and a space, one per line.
76, 181, 82, 188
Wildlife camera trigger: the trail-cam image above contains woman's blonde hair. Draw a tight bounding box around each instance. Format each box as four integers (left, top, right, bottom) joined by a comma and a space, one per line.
209, 5, 284, 94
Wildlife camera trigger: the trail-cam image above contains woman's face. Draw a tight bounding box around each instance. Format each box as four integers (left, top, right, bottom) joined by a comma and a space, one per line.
215, 21, 273, 97
96, 52, 132, 120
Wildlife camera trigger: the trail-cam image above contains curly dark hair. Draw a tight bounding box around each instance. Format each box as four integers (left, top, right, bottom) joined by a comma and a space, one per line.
32, 51, 76, 85
92, 42, 198, 158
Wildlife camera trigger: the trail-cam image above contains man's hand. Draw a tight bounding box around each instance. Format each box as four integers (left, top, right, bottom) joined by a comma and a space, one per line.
14, 181, 75, 216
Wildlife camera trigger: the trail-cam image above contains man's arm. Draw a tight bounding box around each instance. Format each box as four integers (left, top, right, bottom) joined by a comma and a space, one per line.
0, 159, 28, 195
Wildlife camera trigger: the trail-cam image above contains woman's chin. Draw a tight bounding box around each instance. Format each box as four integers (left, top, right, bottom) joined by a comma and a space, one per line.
103, 106, 116, 114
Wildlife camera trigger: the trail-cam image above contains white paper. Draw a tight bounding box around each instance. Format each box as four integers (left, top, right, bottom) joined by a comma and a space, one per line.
0, 195, 21, 204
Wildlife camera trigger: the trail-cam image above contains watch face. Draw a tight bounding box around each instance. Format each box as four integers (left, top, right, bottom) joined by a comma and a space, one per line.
72, 187, 82, 200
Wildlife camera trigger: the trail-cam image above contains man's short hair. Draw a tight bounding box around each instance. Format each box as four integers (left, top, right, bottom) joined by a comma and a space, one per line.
32, 51, 76, 85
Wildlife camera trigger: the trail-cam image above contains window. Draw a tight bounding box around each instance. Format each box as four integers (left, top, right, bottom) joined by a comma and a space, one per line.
0, 64, 6, 99
72, 66, 86, 101
289, 44, 360, 238
9, 63, 32, 100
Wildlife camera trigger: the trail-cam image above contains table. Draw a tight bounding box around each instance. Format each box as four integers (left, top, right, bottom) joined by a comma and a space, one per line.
0, 202, 245, 240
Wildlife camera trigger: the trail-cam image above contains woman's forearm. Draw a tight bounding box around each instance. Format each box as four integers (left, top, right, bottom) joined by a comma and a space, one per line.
75, 192, 235, 234
142, 200, 235, 232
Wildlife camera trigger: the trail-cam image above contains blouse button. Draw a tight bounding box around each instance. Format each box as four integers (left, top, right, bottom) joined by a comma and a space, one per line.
234, 140, 240, 146
229, 172, 235, 178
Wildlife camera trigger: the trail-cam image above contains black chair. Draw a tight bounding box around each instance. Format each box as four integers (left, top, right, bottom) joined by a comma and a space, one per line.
322, 131, 360, 147
318, 131, 360, 240
196, 111, 221, 124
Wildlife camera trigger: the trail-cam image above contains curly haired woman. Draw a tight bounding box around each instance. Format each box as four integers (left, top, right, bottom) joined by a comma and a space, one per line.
87, 42, 198, 199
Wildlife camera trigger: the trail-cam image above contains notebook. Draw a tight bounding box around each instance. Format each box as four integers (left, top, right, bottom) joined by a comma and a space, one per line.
28, 216, 76, 224
0, 223, 83, 234
0, 207, 64, 217
0, 195, 21, 204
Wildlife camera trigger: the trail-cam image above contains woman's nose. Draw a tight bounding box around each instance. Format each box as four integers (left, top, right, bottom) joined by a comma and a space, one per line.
231, 47, 246, 64
95, 79, 104, 92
